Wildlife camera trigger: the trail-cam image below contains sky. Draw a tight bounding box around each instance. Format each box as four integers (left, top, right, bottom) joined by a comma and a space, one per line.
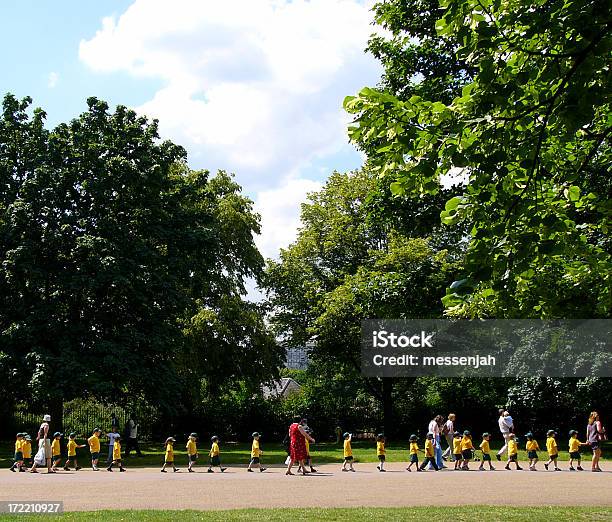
0, 0, 382, 297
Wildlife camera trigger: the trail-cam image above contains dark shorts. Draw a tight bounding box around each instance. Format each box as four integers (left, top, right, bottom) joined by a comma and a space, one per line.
164, 460, 174, 465
190, 454, 198, 462
462, 450, 472, 460
378, 455, 385, 462
528, 450, 538, 459
344, 456, 353, 462
410, 454, 418, 463
569, 451, 581, 459
91, 452, 100, 460
14, 451, 23, 461
548, 453, 558, 460
590, 442, 600, 450
250, 457, 260, 464
210, 455, 221, 466
509, 454, 517, 462
53, 455, 62, 462
454, 453, 462, 461
482, 453, 491, 461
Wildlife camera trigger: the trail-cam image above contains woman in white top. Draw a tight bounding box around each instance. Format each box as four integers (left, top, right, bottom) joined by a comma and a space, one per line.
30, 414, 53, 473
442, 413, 456, 461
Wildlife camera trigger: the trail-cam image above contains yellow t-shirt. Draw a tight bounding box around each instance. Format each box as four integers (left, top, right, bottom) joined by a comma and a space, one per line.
67, 440, 77, 457
165, 443, 174, 462
15, 439, 23, 452
343, 439, 352, 458
461, 436, 473, 451
377, 441, 385, 456
453, 438, 462, 454
51, 438, 61, 457
568, 438, 581, 453
508, 439, 518, 456
186, 439, 197, 456
305, 438, 311, 454
251, 439, 261, 458
546, 436, 558, 455
480, 440, 490, 454
112, 441, 121, 460
409, 442, 419, 455
526, 440, 539, 451
210, 442, 220, 457
424, 439, 434, 457
88, 435, 100, 453
22, 441, 32, 458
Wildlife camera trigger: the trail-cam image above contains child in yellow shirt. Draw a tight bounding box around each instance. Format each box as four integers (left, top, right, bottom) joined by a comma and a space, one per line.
525, 432, 539, 471
186, 433, 198, 473
544, 430, 561, 471
460, 430, 474, 470
63, 433, 86, 471
568, 430, 586, 471
208, 436, 226, 473
504, 433, 522, 470
161, 437, 179, 472
298, 427, 317, 474
9, 433, 24, 472
88, 428, 102, 471
479, 432, 495, 471
419, 433, 439, 471
51, 432, 63, 471
21, 435, 32, 471
106, 435, 125, 472
452, 431, 463, 470
341, 432, 355, 472
406, 434, 423, 472
248, 432, 267, 473
376, 433, 386, 472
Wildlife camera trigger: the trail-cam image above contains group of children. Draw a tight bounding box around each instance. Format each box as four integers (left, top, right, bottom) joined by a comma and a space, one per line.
10, 427, 593, 474
344, 428, 591, 472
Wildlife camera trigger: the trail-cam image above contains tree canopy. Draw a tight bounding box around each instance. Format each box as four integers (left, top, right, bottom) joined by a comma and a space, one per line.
345, 0, 611, 319
0, 95, 281, 423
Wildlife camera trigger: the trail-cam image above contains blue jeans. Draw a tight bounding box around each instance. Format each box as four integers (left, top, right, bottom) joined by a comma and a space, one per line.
435, 435, 444, 468
107, 446, 114, 462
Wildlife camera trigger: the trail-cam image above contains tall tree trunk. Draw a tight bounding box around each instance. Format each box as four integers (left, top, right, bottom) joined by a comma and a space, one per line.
382, 378, 394, 437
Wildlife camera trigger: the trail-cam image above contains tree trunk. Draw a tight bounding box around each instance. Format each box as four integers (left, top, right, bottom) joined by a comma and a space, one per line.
382, 378, 394, 437
48, 395, 64, 435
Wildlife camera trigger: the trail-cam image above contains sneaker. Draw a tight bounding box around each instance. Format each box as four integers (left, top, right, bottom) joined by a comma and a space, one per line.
555, 467, 562, 471
207, 469, 214, 473
379, 469, 386, 472
173, 468, 180, 472
161, 470, 167, 473
490, 467, 496, 471
63, 467, 69, 471
188, 468, 194, 473
10, 467, 16, 473
376, 465, 380, 471
406, 468, 411, 472
76, 467, 81, 471
569, 466, 575, 471
260, 468, 267, 472
350, 468, 356, 472
496, 455, 501, 461
221, 468, 227, 472
544, 463, 549, 470
517, 466, 523, 470
119, 468, 126, 472
310, 468, 317, 473
479, 466, 484, 471
577, 466, 584, 471
93, 467, 99, 471
342, 468, 349, 472
505, 465, 510, 470
107, 468, 113, 472
247, 469, 254, 472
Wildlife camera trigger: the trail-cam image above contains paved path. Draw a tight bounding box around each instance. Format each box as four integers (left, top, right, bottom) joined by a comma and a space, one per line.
1, 463, 610, 511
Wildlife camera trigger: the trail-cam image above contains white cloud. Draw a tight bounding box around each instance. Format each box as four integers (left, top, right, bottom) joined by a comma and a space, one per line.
80, 0, 381, 258
254, 175, 322, 261
47, 72, 59, 88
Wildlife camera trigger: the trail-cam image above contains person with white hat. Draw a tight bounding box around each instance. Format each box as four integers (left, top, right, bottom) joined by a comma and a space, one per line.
30, 414, 52, 473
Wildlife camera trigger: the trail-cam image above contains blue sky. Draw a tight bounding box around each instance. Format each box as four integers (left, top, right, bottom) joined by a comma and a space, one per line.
0, 0, 381, 267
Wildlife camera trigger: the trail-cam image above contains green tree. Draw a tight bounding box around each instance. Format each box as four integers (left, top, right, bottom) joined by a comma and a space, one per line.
0, 95, 280, 430
265, 170, 458, 434
345, 0, 611, 319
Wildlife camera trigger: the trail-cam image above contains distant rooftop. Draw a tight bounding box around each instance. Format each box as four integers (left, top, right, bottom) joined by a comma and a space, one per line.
262, 377, 302, 399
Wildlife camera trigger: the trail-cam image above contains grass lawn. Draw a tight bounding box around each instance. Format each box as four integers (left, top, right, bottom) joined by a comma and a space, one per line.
0, 507, 611, 521
2, 440, 609, 468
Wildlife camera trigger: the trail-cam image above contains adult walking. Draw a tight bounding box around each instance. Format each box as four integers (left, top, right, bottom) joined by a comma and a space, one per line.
30, 414, 52, 474
496, 409, 514, 460
586, 411, 606, 472
125, 415, 142, 457
427, 415, 445, 469
286, 416, 314, 476
441, 413, 456, 461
